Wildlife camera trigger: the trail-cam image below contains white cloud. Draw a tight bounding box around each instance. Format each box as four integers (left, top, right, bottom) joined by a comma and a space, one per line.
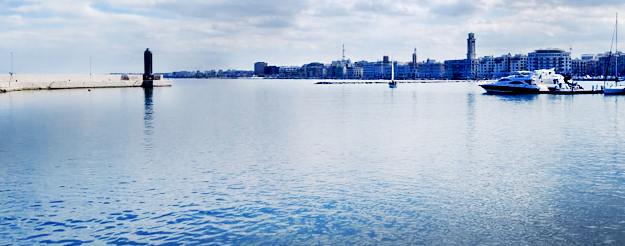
0, 0, 623, 73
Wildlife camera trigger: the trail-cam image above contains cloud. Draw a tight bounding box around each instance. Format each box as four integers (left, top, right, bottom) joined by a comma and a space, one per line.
0, 0, 624, 73
431, 1, 480, 17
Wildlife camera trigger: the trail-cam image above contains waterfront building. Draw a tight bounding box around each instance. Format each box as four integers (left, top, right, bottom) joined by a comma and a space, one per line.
528, 48, 571, 74
359, 61, 376, 79
419, 59, 445, 79
493, 55, 510, 78
477, 56, 495, 79
382, 59, 394, 80
509, 54, 528, 73
476, 54, 526, 79
278, 66, 301, 79
254, 62, 267, 76
582, 54, 595, 61
264, 66, 279, 76
595, 51, 625, 78
347, 64, 363, 79
396, 63, 412, 79
573, 54, 597, 77
444, 59, 467, 79
359, 58, 393, 79
171, 71, 196, 78
330, 60, 350, 79
302, 62, 325, 78
572, 59, 585, 77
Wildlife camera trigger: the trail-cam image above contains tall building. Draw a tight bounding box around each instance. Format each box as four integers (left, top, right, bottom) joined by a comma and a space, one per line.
412, 48, 418, 79
254, 62, 267, 76
528, 48, 571, 74
467, 33, 476, 60
466, 33, 478, 79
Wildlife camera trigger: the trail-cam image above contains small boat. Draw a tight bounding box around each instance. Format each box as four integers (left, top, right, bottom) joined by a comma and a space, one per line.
389, 58, 397, 88
389, 81, 397, 88
604, 80, 625, 94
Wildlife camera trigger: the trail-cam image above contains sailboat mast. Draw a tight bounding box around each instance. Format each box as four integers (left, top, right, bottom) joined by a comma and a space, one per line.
391, 57, 394, 81
617, 12, 619, 79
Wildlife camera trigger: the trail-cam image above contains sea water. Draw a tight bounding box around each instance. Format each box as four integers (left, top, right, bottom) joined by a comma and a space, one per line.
1, 79, 625, 245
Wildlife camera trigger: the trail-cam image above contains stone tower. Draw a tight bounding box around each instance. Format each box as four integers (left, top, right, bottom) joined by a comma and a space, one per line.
466, 33, 477, 79
467, 33, 476, 60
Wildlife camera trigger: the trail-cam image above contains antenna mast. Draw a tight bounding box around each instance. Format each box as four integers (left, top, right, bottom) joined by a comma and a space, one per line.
342, 44, 345, 62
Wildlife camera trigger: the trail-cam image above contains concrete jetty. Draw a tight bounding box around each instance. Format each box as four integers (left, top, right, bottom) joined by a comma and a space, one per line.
0, 74, 171, 93
315, 79, 480, 84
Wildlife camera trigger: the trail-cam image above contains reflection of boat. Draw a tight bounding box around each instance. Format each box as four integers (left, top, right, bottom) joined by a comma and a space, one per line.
479, 71, 547, 93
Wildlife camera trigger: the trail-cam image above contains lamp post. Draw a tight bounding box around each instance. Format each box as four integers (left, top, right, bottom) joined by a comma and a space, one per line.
9, 52, 13, 88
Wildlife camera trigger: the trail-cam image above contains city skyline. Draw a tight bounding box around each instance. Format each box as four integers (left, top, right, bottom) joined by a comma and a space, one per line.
1, 0, 625, 74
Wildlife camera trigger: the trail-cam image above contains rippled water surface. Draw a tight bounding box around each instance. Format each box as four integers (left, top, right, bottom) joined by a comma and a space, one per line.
2, 79, 625, 245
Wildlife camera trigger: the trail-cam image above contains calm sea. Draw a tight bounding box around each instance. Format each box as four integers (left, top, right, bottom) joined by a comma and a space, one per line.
1, 79, 625, 245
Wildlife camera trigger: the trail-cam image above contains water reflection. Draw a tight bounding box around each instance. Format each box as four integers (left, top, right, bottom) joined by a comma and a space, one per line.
465, 93, 476, 154
6, 80, 625, 245
143, 87, 154, 151
611, 96, 620, 149
483, 93, 539, 102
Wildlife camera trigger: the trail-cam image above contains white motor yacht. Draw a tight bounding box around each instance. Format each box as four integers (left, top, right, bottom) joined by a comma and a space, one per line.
480, 71, 549, 93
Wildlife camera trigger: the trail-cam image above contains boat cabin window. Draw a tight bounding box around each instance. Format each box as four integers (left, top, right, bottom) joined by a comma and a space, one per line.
499, 78, 510, 82
509, 81, 524, 84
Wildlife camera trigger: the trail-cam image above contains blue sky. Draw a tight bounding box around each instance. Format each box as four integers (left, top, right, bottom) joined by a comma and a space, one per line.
0, 0, 624, 73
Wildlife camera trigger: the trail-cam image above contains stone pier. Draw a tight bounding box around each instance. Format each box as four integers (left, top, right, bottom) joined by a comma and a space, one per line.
0, 74, 172, 93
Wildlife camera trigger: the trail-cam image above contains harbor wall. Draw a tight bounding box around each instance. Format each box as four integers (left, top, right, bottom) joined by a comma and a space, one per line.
0, 74, 171, 92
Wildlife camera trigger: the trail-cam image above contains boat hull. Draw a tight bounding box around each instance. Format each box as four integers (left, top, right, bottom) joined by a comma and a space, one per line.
479, 84, 541, 94
604, 87, 625, 95
544, 90, 604, 94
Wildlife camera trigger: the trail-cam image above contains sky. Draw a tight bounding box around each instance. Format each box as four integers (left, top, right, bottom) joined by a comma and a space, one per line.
0, 0, 624, 74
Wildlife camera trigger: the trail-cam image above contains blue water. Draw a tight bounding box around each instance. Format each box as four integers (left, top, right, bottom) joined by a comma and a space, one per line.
1, 79, 625, 245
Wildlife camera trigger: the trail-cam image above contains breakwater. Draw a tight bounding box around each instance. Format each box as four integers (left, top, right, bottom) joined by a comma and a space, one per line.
315, 79, 483, 84
0, 74, 171, 92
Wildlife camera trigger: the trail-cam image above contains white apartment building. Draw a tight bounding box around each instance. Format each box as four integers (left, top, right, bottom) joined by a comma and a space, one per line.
528, 49, 571, 74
